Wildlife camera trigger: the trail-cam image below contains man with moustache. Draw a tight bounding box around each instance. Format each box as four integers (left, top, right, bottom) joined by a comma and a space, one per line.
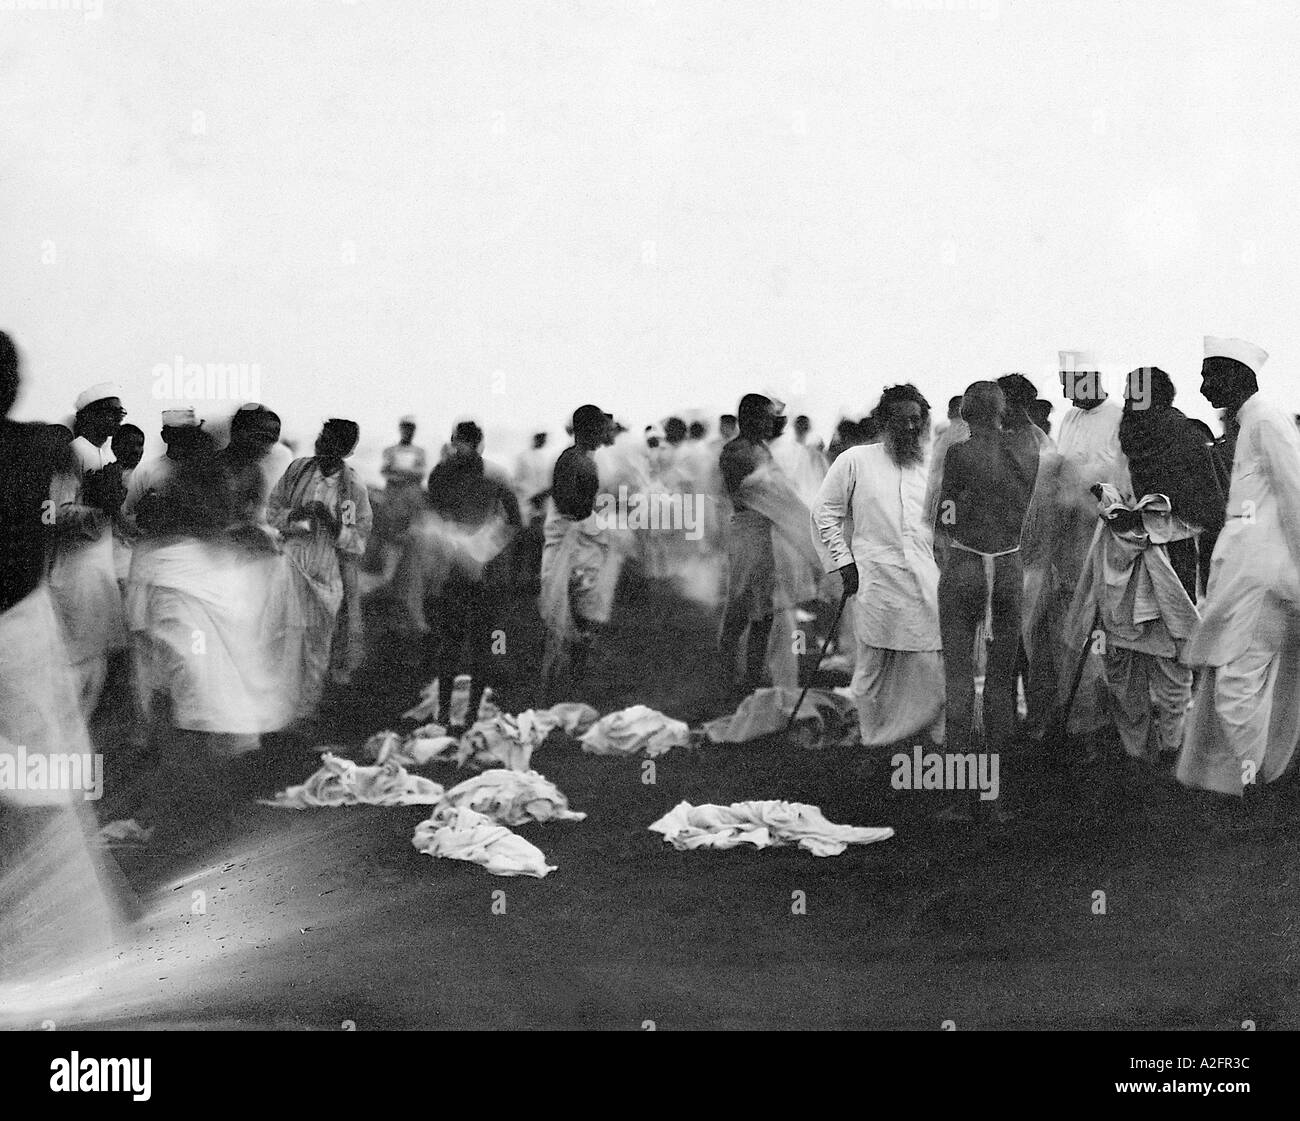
1177, 337, 1300, 810
1034, 351, 1133, 740
811, 384, 945, 748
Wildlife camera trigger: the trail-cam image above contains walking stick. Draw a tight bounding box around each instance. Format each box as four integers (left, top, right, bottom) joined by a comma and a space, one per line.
784, 588, 852, 734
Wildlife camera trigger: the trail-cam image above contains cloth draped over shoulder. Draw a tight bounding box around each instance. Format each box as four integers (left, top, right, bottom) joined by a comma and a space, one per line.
1061, 485, 1201, 666
734, 461, 822, 613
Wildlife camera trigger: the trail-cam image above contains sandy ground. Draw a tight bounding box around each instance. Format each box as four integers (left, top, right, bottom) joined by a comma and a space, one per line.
5, 568, 1299, 1030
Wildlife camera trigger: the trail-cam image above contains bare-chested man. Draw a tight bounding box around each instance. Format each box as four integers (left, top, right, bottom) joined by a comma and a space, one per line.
936, 382, 1041, 765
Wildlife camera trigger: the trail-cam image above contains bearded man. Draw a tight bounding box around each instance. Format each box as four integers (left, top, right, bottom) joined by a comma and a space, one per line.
810, 384, 944, 747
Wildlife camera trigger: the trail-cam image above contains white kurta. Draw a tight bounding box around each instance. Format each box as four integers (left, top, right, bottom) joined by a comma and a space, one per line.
1177, 394, 1300, 795
810, 443, 941, 650
810, 443, 944, 747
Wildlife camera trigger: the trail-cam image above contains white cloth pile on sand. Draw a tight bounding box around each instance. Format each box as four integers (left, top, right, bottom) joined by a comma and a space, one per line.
265, 753, 585, 876
438, 769, 586, 826
262, 752, 446, 809
649, 800, 894, 856
702, 687, 859, 749
412, 806, 557, 878
363, 702, 601, 772
580, 704, 690, 758
410, 770, 588, 878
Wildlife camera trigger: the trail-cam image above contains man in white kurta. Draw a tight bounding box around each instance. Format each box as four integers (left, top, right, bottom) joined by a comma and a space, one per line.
810, 385, 944, 747
1177, 337, 1300, 798
1030, 351, 1133, 737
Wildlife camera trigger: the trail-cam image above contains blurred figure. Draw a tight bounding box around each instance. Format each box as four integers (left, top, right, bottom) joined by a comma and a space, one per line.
417, 426, 522, 729
376, 415, 428, 581
48, 382, 130, 715
219, 403, 289, 526
268, 419, 373, 716
128, 429, 301, 847
110, 423, 146, 588
514, 431, 552, 526
540, 404, 617, 701
776, 414, 830, 506
0, 330, 123, 973
1033, 350, 1132, 739
935, 395, 964, 437
1029, 398, 1054, 437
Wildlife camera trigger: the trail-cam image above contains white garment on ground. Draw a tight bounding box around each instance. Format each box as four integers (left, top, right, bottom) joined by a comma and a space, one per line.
263, 752, 445, 808
455, 712, 549, 771
649, 800, 894, 856
365, 728, 460, 767
412, 805, 555, 878
702, 686, 858, 748
440, 769, 586, 825
579, 705, 690, 757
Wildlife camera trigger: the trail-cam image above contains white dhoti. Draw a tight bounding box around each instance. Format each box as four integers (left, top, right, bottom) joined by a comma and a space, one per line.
47, 531, 127, 715
127, 537, 300, 738
852, 645, 946, 747
1177, 641, 1300, 796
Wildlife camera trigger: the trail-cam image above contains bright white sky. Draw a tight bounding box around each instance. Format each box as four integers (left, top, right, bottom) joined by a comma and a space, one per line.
3, 0, 1298, 483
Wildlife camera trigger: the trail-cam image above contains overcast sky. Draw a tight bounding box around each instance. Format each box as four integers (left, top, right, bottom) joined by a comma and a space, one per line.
3, 0, 1297, 482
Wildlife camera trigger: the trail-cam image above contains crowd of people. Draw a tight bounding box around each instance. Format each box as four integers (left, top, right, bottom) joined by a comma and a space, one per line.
2, 329, 1298, 860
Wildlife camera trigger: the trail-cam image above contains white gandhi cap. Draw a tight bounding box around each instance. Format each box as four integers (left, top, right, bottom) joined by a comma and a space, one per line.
1204, 336, 1268, 374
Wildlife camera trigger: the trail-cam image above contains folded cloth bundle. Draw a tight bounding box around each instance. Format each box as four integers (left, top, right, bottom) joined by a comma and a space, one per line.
648, 800, 894, 856
579, 705, 689, 758
441, 769, 587, 825
702, 686, 858, 747
263, 752, 445, 808
411, 805, 556, 878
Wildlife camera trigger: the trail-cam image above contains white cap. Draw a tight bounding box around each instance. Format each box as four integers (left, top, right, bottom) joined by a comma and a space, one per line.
1058, 350, 1098, 372
74, 382, 121, 411
1204, 336, 1268, 374
399, 414, 417, 426
161, 407, 199, 428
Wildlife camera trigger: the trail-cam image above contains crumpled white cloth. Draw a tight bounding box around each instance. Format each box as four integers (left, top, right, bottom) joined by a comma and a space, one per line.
365, 727, 460, 767
412, 805, 556, 878
702, 686, 858, 747
648, 800, 894, 856
263, 752, 445, 808
440, 769, 587, 825
580, 705, 690, 757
